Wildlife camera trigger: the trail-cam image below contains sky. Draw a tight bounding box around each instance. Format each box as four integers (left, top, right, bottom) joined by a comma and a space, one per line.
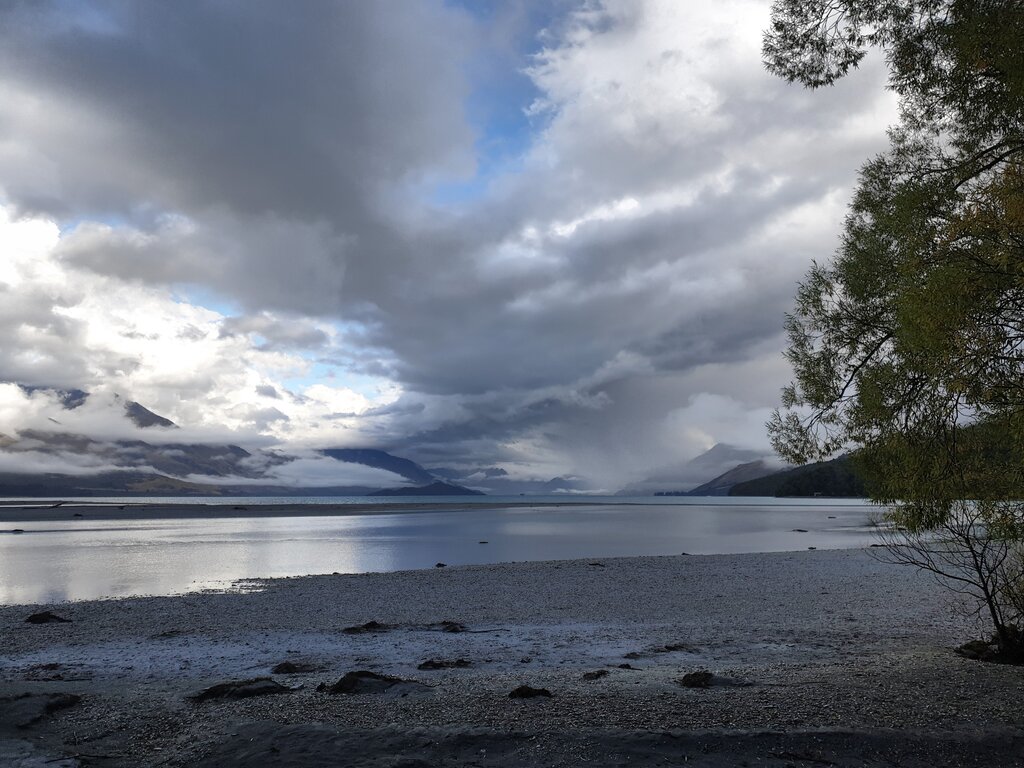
0, 0, 899, 491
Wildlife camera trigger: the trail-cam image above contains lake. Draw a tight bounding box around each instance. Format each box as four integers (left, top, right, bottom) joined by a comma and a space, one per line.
0, 497, 883, 604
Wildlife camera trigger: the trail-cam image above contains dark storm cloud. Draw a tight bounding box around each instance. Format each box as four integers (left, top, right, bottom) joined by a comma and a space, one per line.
0, 0, 897, 486
220, 314, 329, 352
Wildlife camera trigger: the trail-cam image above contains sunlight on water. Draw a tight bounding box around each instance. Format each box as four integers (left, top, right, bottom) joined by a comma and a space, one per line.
0, 498, 882, 604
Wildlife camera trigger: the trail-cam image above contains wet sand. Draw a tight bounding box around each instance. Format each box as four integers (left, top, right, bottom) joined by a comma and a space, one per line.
2, 549, 1023, 766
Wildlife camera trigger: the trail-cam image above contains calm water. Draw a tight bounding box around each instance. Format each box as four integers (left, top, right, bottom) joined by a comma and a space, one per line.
0, 497, 881, 605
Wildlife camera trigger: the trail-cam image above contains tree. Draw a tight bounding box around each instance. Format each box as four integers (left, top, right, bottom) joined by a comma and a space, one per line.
764, 0, 1024, 653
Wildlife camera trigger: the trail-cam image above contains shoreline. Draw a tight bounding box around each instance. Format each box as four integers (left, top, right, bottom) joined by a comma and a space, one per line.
0, 497, 873, 524
0, 500, 602, 523
3, 549, 1023, 766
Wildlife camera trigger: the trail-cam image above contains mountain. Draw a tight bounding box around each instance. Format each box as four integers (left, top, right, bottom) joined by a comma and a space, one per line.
428, 466, 596, 495
124, 400, 177, 429
0, 386, 491, 497
618, 444, 771, 495
665, 459, 777, 496
368, 481, 485, 497
13, 429, 267, 479
320, 448, 435, 485
18, 385, 88, 410
728, 455, 866, 498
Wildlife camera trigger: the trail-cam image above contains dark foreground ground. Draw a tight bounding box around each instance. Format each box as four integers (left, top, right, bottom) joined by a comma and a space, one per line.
2, 550, 1023, 767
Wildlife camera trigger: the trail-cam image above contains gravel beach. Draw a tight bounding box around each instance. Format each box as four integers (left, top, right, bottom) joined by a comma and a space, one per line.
3, 548, 1024, 766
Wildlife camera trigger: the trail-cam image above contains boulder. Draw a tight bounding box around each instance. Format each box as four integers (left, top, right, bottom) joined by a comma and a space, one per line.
318, 671, 431, 695
190, 678, 292, 702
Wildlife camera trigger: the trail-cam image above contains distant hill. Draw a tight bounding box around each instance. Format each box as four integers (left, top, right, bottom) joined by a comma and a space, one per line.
321, 448, 436, 485
0, 470, 388, 497
618, 443, 770, 495
660, 459, 777, 496
728, 455, 866, 498
368, 481, 485, 497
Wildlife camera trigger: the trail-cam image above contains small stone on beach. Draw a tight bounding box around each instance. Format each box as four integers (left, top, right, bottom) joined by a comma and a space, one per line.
271, 661, 319, 674
582, 670, 609, 680
0, 693, 81, 728
342, 620, 388, 634
509, 685, 552, 699
24, 611, 71, 624
435, 562, 447, 568
189, 678, 292, 702
679, 671, 714, 688
417, 658, 471, 670
318, 670, 430, 695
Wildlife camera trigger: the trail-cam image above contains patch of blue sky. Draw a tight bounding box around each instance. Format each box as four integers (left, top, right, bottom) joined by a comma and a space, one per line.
57, 213, 131, 236
171, 283, 241, 318
430, 0, 559, 208
282, 362, 392, 402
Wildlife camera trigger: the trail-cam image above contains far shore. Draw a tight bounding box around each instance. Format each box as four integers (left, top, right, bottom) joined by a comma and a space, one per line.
0, 496, 871, 524
0, 499, 601, 523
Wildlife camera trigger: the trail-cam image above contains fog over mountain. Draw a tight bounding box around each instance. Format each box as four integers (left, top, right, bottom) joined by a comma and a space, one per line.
0, 1, 897, 490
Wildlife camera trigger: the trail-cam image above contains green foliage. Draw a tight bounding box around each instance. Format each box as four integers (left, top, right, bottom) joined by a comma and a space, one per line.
729, 455, 866, 497
766, 0, 1024, 519
766, 0, 1024, 651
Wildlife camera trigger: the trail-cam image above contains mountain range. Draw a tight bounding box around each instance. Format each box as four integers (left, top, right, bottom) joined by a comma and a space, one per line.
0, 383, 866, 498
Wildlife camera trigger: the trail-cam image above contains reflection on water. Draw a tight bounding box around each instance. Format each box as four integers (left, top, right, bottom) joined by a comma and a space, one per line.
0, 500, 880, 604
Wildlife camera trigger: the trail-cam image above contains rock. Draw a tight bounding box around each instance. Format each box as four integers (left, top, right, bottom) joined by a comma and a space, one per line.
189, 678, 292, 702
617, 663, 637, 670
956, 639, 998, 661
582, 670, 609, 680
519, 657, 532, 664
11, 529, 24, 534
678, 671, 752, 688
72, 513, 83, 518
271, 661, 319, 674
623, 651, 645, 659
478, 540, 489, 544
417, 658, 472, 670
0, 693, 81, 728
792, 529, 809, 533
342, 620, 388, 634
588, 562, 606, 567
318, 670, 431, 695
435, 562, 447, 568
661, 643, 698, 653
24, 611, 71, 624
509, 685, 552, 699
439, 620, 466, 633
808, 546, 817, 550
679, 671, 714, 688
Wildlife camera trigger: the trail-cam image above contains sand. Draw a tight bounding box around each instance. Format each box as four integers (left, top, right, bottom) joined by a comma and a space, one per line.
2, 548, 1024, 766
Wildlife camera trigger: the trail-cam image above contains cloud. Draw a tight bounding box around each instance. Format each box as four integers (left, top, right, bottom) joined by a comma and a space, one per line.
0, 1, 899, 489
